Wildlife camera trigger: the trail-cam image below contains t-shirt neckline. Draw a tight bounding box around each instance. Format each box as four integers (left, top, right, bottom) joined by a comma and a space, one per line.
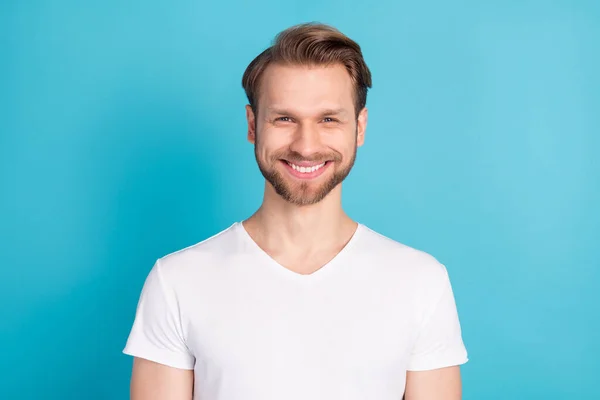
234, 221, 364, 281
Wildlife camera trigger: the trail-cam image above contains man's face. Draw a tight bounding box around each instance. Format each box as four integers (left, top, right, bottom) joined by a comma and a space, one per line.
246, 63, 368, 206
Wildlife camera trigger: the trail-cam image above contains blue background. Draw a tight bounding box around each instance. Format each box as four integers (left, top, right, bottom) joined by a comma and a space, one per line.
1, 0, 599, 398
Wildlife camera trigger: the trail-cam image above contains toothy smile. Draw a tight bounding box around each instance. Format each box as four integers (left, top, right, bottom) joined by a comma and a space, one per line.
285, 161, 327, 174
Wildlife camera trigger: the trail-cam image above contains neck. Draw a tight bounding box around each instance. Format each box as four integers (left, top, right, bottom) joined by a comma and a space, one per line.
243, 184, 357, 253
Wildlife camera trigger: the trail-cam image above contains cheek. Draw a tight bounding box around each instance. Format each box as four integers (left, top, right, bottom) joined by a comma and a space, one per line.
255, 141, 280, 163
258, 132, 290, 156
325, 133, 356, 155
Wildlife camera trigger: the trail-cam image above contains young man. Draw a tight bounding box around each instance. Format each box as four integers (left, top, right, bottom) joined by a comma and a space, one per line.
123, 22, 468, 400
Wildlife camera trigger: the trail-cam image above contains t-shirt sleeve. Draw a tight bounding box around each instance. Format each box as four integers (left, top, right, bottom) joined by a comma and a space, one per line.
122, 259, 195, 370
406, 266, 469, 371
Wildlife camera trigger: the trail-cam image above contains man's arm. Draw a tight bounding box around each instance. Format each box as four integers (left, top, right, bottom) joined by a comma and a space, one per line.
130, 357, 194, 400
404, 366, 462, 400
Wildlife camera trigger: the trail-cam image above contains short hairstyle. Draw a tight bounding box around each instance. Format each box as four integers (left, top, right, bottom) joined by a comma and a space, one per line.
241, 22, 372, 118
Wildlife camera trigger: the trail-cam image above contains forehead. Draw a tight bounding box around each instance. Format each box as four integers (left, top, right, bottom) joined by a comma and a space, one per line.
258, 63, 354, 114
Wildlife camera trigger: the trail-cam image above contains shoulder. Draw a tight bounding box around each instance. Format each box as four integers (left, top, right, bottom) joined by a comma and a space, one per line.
356, 224, 451, 288
154, 222, 243, 283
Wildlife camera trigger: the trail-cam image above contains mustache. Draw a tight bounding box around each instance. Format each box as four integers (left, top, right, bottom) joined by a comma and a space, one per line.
273, 150, 342, 164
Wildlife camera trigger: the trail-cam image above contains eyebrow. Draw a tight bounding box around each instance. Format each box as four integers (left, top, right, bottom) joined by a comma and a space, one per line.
266, 107, 348, 117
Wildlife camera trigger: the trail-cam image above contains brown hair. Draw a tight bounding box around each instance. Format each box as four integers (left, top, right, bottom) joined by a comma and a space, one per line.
241, 22, 372, 118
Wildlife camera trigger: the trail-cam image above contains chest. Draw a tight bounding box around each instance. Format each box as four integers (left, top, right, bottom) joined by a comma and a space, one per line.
184, 279, 417, 398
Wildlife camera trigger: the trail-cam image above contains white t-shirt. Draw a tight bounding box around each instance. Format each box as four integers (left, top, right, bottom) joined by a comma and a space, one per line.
123, 222, 468, 399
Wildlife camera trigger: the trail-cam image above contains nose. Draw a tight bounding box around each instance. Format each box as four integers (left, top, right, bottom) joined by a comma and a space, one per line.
289, 122, 323, 158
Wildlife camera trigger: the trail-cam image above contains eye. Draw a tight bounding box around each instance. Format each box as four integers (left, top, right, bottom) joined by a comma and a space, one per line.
275, 116, 293, 122
323, 117, 338, 123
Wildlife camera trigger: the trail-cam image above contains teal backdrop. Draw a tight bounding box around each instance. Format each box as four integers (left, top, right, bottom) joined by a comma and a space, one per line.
1, 0, 599, 399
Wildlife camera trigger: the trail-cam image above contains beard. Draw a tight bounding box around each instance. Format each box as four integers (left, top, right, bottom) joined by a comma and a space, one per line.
254, 137, 357, 206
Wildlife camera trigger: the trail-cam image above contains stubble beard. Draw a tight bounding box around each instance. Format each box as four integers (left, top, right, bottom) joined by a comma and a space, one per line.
254, 135, 357, 206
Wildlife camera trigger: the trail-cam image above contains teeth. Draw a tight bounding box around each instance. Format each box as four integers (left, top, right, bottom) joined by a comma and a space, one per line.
287, 162, 326, 173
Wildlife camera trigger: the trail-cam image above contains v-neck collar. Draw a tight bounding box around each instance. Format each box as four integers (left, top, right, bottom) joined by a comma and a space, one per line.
235, 221, 364, 281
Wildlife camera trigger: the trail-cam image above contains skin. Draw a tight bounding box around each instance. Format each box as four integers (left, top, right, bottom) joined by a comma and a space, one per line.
242, 63, 366, 275
130, 358, 193, 400
130, 62, 462, 399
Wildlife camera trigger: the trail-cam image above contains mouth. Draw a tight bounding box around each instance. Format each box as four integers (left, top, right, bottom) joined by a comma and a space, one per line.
280, 160, 331, 179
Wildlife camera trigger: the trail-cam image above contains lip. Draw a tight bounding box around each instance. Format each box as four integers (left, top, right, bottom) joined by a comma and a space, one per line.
280, 160, 330, 180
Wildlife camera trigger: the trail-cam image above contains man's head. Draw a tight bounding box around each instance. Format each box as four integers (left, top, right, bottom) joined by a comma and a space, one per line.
242, 23, 372, 206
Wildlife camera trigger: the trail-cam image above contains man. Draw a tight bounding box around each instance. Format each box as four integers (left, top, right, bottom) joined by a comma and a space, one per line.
123, 22, 468, 400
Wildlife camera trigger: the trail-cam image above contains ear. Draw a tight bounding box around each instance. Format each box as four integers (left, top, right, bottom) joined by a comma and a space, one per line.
356, 107, 368, 147
246, 105, 256, 144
